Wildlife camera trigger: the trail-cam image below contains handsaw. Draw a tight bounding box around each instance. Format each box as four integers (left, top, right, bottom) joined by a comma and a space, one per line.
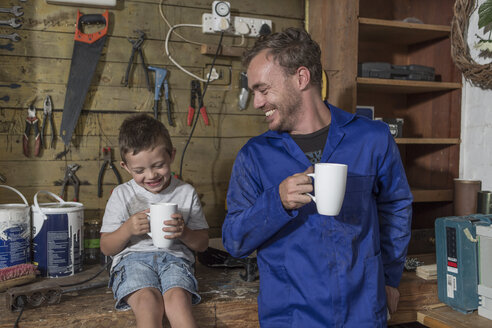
60, 10, 109, 146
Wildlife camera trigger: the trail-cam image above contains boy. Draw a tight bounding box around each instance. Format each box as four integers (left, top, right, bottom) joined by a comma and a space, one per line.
100, 114, 209, 328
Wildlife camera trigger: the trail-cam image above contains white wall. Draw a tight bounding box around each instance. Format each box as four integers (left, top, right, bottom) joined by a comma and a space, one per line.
460, 1, 492, 190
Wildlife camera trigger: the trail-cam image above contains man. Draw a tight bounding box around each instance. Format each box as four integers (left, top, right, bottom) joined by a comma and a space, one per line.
222, 27, 412, 327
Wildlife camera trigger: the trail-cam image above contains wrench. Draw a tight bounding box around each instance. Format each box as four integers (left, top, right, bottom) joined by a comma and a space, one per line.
0, 83, 20, 88
0, 18, 22, 29
0, 6, 23, 17
0, 33, 20, 42
0, 43, 13, 51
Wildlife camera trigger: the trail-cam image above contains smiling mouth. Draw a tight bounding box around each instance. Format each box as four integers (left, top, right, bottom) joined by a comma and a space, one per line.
146, 178, 162, 187
265, 109, 276, 117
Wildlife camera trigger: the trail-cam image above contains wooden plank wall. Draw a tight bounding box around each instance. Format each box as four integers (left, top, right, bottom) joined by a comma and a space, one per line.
0, 0, 304, 237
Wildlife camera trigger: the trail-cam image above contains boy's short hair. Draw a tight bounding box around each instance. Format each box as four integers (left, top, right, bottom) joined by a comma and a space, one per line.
119, 114, 173, 162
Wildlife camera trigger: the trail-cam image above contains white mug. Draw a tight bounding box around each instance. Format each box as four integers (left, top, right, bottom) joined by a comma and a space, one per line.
147, 202, 177, 248
307, 163, 348, 216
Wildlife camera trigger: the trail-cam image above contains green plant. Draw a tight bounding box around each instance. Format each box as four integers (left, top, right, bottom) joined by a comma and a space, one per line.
476, 0, 492, 52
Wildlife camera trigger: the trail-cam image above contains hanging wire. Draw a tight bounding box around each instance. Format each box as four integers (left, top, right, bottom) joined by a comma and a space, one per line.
179, 32, 225, 179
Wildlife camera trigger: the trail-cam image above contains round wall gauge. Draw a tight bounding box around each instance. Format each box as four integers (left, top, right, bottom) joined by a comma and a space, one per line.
214, 1, 230, 17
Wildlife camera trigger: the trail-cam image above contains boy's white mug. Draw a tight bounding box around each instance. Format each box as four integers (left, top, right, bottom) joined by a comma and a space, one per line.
147, 202, 177, 248
307, 163, 348, 216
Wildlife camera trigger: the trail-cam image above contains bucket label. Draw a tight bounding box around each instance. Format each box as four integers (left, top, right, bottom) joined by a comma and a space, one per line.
33, 211, 83, 277
0, 224, 31, 268
0, 207, 31, 269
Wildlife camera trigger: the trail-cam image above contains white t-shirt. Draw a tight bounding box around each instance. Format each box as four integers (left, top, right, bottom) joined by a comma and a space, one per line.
101, 177, 209, 270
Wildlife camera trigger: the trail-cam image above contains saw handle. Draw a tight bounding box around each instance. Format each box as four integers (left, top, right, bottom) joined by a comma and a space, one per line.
75, 10, 109, 44
79, 14, 107, 25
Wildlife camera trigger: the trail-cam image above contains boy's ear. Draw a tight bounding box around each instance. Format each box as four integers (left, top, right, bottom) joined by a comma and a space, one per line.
120, 161, 132, 175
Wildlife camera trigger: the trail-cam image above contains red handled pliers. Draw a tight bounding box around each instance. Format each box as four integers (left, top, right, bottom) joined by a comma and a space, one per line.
187, 80, 209, 126
23, 104, 41, 157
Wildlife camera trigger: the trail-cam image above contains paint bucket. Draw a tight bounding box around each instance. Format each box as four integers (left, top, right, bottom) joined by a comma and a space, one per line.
0, 185, 31, 269
32, 191, 84, 277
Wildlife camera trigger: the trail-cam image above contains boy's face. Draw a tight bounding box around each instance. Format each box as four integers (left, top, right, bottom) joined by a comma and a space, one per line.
120, 145, 176, 194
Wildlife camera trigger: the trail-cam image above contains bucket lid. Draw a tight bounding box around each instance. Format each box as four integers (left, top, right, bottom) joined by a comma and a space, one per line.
33, 191, 83, 216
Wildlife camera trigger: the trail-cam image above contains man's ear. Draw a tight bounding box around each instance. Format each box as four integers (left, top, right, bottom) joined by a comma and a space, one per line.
296, 66, 311, 90
170, 148, 176, 163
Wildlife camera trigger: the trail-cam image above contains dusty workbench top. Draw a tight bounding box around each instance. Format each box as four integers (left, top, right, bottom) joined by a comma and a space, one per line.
0, 262, 260, 328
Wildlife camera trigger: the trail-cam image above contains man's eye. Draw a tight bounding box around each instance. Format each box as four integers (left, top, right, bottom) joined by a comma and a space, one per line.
134, 170, 143, 174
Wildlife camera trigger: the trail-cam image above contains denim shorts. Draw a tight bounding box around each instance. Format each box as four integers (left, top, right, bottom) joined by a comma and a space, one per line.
109, 251, 201, 310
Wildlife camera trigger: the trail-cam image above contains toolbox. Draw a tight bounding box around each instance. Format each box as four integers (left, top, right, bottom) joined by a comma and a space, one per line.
358, 62, 435, 81
435, 214, 492, 313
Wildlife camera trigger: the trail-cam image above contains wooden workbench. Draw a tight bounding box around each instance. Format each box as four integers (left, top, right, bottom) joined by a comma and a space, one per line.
417, 304, 492, 328
0, 262, 259, 328
0, 253, 441, 327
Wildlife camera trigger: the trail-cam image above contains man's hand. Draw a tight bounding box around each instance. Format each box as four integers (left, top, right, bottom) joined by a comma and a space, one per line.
279, 166, 314, 210
385, 285, 400, 314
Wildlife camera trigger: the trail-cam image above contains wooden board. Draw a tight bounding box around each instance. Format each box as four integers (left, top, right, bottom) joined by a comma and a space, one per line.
417, 304, 492, 328
0, 263, 260, 328
0, 0, 304, 239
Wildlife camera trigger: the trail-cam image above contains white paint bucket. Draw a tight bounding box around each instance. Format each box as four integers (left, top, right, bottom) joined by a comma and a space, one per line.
0, 185, 31, 269
32, 191, 84, 277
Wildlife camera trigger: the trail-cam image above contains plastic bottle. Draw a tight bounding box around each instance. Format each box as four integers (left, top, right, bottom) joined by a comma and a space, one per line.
84, 219, 101, 265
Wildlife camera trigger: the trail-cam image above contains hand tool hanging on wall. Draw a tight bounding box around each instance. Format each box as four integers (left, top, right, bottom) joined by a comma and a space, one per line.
238, 72, 249, 110
0, 95, 9, 102
0, 43, 13, 51
123, 30, 151, 91
23, 104, 41, 157
60, 163, 80, 201
148, 65, 173, 125
59, 10, 109, 146
0, 33, 20, 42
0, 6, 23, 16
0, 83, 20, 88
97, 147, 122, 197
0, 18, 22, 28
41, 95, 55, 149
187, 80, 209, 126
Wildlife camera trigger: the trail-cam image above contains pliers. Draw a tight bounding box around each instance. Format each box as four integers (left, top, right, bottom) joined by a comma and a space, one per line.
60, 163, 80, 202
123, 30, 151, 91
23, 104, 41, 157
97, 147, 122, 197
187, 80, 209, 126
41, 95, 55, 149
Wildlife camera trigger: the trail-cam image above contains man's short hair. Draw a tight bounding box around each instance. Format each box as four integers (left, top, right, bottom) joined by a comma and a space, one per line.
119, 114, 173, 162
242, 27, 322, 89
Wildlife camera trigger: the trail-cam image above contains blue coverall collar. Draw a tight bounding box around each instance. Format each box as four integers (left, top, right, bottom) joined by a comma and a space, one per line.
263, 102, 356, 163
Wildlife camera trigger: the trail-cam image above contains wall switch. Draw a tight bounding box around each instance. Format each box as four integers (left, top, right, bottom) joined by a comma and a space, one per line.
202, 13, 272, 37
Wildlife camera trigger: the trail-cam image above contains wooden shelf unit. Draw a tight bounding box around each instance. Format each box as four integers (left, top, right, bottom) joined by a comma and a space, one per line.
358, 17, 450, 45
308, 0, 461, 231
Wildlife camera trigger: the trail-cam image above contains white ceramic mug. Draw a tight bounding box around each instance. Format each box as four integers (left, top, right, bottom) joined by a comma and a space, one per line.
307, 163, 348, 216
147, 202, 177, 248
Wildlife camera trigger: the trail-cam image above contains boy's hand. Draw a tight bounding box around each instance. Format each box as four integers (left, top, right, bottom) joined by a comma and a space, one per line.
125, 209, 150, 236
163, 213, 186, 239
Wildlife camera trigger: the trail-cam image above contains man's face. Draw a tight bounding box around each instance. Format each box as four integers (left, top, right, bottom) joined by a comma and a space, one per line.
247, 51, 302, 132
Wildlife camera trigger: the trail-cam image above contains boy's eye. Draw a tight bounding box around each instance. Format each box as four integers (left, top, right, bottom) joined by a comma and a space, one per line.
134, 170, 144, 174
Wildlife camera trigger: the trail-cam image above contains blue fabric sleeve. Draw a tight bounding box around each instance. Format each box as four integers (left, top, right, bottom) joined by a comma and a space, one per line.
376, 131, 413, 288
222, 146, 296, 258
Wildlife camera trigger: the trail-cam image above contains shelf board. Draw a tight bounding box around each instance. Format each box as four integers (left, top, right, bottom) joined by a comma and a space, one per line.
357, 77, 462, 94
396, 138, 460, 144
359, 17, 450, 45
412, 189, 453, 202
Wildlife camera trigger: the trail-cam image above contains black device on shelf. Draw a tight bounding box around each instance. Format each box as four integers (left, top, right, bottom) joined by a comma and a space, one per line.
358, 62, 435, 81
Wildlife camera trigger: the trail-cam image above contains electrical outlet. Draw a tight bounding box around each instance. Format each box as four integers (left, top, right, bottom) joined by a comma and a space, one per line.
202, 13, 272, 37
205, 64, 231, 85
